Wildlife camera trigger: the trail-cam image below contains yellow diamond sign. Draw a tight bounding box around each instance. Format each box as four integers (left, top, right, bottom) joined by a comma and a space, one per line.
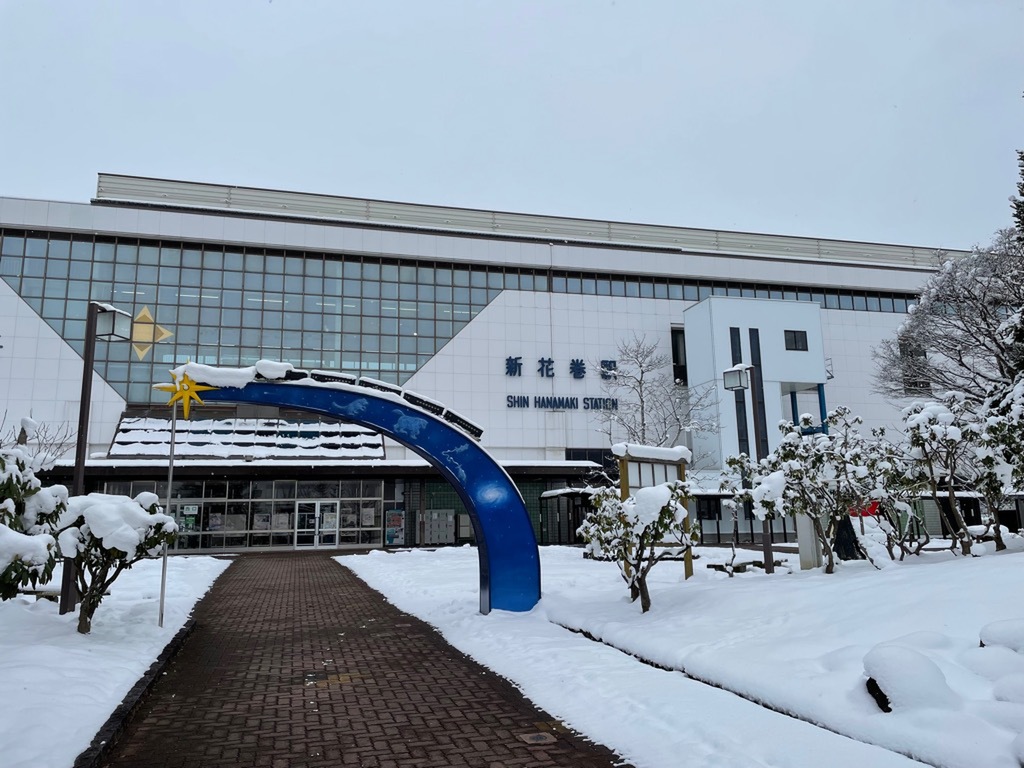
132, 306, 173, 359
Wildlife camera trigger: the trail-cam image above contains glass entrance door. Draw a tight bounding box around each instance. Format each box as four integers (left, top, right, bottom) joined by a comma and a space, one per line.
295, 501, 339, 548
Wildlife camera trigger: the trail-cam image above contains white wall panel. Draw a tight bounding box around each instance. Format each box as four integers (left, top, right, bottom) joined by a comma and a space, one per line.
0, 278, 125, 458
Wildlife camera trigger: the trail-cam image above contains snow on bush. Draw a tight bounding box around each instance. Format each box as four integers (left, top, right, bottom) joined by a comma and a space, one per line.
58, 492, 177, 634
863, 644, 961, 711
0, 524, 53, 573
0, 436, 67, 599
578, 480, 694, 613
980, 619, 1024, 654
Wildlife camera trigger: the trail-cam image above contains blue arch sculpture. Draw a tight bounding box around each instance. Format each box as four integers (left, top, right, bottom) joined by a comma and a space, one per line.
190, 376, 540, 614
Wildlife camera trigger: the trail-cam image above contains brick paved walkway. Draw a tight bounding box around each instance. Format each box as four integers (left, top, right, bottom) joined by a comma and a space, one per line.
100, 552, 629, 768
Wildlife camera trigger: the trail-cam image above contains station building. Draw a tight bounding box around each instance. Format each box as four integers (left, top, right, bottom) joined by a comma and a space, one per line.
0, 174, 964, 551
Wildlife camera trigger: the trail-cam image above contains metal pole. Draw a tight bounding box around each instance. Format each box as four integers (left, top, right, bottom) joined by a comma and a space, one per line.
61, 302, 99, 615
749, 364, 775, 574
159, 400, 177, 627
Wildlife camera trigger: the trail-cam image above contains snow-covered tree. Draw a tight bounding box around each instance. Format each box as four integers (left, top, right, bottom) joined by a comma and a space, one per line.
862, 425, 931, 560
982, 303, 1024, 496
728, 407, 897, 574
593, 334, 717, 450
57, 493, 177, 634
578, 480, 695, 613
0, 417, 178, 633
900, 394, 985, 556
0, 418, 68, 599
1013, 149, 1024, 240
873, 229, 1024, 405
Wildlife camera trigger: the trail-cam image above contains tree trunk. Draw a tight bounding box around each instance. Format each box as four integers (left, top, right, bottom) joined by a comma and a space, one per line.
637, 575, 651, 613
812, 516, 834, 574
76, 564, 109, 634
991, 510, 1007, 552
942, 488, 972, 556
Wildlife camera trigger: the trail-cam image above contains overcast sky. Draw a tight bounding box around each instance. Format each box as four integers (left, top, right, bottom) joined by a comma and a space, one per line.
2, 1, 1021, 249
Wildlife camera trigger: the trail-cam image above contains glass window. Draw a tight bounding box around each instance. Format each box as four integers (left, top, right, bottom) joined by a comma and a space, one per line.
224, 251, 244, 271
825, 292, 840, 309
784, 330, 809, 351
866, 295, 881, 312
244, 252, 264, 273
114, 262, 137, 282
18, 260, 43, 278
138, 265, 159, 283
47, 239, 71, 259
67, 280, 90, 300
160, 247, 181, 266
1, 235, 24, 256
839, 293, 854, 310
853, 294, 867, 311
139, 246, 160, 264
203, 249, 224, 270
880, 296, 895, 312
24, 238, 48, 258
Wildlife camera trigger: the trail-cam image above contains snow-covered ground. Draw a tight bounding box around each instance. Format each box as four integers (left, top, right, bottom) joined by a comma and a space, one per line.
0, 556, 231, 768
339, 541, 1024, 768
3, 542, 1023, 768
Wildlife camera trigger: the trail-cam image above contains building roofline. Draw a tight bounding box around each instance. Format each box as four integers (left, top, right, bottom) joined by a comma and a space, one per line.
91, 173, 966, 268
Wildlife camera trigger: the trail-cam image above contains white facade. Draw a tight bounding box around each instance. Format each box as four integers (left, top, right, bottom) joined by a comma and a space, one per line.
0, 176, 955, 470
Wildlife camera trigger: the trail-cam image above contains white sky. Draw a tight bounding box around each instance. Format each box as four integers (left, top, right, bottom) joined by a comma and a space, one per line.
1, 0, 1021, 249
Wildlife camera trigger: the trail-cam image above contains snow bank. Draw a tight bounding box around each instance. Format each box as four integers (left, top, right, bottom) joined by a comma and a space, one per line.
981, 619, 1024, 654
0, 556, 231, 768
863, 644, 961, 710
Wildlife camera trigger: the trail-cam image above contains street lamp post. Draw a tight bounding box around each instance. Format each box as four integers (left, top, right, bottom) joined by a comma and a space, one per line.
60, 302, 132, 615
723, 364, 775, 574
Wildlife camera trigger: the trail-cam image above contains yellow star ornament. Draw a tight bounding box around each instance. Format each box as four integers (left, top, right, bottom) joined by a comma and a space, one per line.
155, 372, 218, 419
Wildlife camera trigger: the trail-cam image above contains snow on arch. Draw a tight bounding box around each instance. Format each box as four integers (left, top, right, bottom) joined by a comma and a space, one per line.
160, 361, 541, 614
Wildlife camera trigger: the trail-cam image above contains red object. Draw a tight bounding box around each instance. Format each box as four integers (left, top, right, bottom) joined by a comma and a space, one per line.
850, 501, 880, 517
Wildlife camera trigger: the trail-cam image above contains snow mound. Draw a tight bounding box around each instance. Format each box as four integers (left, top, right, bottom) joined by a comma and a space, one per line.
980, 619, 1024, 653
994, 674, 1024, 704
863, 645, 961, 711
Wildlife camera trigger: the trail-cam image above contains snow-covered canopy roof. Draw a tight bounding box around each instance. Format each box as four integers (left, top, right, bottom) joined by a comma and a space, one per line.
611, 443, 692, 464
107, 416, 385, 461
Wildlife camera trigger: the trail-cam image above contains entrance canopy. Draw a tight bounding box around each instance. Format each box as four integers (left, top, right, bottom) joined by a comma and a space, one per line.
157, 361, 541, 614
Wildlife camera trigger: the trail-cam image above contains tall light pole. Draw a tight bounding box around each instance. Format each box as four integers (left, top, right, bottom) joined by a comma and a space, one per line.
723, 364, 775, 574
60, 302, 132, 615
